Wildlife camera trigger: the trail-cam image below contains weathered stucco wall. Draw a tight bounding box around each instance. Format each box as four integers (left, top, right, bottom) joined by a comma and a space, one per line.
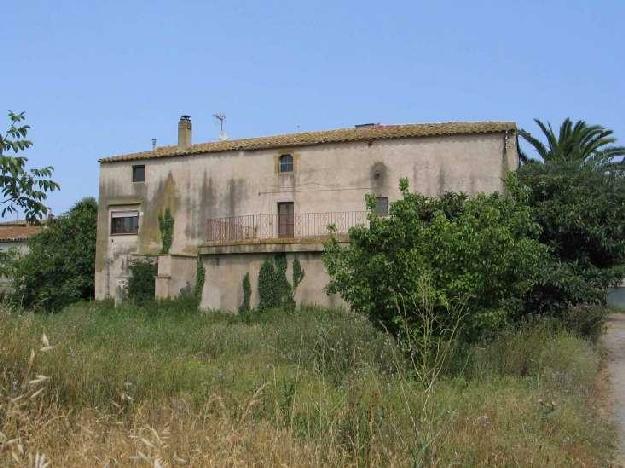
199, 242, 345, 311
96, 131, 517, 300
155, 254, 197, 299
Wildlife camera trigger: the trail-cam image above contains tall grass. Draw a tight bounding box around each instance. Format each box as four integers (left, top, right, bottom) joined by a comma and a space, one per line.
0, 301, 615, 466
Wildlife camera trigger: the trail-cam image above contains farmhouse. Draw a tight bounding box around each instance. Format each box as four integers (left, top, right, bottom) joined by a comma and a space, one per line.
0, 220, 44, 293
95, 117, 518, 310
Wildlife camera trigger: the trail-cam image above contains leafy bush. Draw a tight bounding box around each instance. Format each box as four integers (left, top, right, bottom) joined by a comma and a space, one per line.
128, 258, 156, 305
8, 198, 97, 311
516, 161, 625, 313
323, 178, 549, 340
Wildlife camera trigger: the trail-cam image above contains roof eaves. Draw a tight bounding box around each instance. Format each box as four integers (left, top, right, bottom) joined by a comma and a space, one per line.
99, 121, 516, 164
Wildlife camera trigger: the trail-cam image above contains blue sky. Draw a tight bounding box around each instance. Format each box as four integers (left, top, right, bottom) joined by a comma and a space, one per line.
3, 0, 624, 216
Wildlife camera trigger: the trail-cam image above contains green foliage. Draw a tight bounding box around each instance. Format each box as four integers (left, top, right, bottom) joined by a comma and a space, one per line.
515, 162, 625, 314
323, 179, 549, 340
0, 303, 613, 466
559, 305, 607, 343
519, 118, 625, 166
194, 257, 205, 298
0, 111, 60, 221
258, 258, 278, 310
239, 272, 251, 313
8, 198, 97, 311
292, 257, 305, 290
158, 208, 174, 254
128, 258, 156, 306
257, 255, 304, 311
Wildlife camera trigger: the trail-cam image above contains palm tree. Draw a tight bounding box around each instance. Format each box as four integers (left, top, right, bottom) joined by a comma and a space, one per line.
519, 118, 625, 167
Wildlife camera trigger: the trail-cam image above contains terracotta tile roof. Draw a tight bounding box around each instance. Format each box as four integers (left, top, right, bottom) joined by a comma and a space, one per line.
0, 222, 43, 242
100, 121, 516, 163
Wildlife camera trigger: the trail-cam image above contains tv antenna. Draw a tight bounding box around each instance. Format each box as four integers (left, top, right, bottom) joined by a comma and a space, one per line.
213, 113, 228, 140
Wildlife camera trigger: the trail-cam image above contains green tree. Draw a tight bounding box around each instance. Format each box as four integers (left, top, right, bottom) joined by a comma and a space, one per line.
519, 118, 625, 166
516, 161, 625, 313
0, 111, 59, 221
516, 118, 625, 313
323, 178, 549, 340
9, 198, 97, 311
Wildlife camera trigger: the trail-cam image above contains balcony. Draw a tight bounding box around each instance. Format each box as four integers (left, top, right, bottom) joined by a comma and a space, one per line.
206, 211, 368, 244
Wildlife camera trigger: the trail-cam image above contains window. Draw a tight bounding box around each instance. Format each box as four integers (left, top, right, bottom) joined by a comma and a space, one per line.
279, 154, 293, 173
111, 210, 139, 235
277, 202, 294, 237
375, 197, 389, 216
132, 165, 145, 182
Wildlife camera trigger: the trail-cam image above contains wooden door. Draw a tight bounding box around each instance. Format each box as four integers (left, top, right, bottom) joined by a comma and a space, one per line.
278, 202, 294, 238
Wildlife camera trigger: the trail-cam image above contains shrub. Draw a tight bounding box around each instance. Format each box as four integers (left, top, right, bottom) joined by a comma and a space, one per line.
515, 161, 625, 313
323, 178, 549, 341
559, 305, 607, 342
128, 258, 157, 305
8, 198, 97, 311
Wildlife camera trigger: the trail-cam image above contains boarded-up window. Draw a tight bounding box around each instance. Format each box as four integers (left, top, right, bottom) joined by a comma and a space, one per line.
375, 197, 389, 216
132, 165, 145, 182
279, 154, 293, 173
111, 210, 139, 235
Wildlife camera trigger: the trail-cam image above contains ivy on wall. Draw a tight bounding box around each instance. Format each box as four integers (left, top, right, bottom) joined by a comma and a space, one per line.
239, 272, 251, 313
292, 258, 305, 291
158, 208, 174, 254
195, 257, 205, 299
128, 258, 157, 305
257, 254, 305, 311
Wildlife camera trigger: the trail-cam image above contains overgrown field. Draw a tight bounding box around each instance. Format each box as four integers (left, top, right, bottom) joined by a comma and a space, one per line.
0, 301, 615, 466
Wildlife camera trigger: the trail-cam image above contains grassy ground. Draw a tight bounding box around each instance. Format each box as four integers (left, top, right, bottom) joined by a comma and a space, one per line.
0, 300, 615, 466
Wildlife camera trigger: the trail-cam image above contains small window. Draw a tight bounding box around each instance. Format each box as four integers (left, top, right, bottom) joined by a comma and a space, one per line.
375, 197, 389, 216
111, 210, 139, 235
279, 154, 293, 173
132, 165, 145, 182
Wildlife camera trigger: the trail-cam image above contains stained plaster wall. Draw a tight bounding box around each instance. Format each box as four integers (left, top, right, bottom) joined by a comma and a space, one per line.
95, 132, 517, 300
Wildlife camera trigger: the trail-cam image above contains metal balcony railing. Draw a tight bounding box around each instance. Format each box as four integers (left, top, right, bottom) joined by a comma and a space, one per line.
206, 211, 368, 243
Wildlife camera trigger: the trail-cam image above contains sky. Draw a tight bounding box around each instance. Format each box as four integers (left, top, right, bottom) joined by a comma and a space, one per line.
2, 0, 624, 216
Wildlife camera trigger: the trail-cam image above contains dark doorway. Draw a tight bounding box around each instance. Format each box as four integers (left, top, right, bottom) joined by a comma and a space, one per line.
278, 202, 294, 238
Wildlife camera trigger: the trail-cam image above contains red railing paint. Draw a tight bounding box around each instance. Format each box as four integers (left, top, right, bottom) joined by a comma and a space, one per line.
206, 211, 368, 243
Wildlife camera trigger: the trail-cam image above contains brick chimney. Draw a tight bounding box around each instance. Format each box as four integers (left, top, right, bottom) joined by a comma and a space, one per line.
178, 115, 192, 148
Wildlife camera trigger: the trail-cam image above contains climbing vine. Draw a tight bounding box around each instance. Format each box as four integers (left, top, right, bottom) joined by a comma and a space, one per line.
128, 258, 157, 305
292, 258, 305, 292
239, 272, 251, 313
158, 208, 174, 254
194, 257, 205, 299
257, 254, 305, 311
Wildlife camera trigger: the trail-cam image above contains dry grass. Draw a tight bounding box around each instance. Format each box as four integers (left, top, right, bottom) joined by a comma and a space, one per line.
0, 302, 616, 466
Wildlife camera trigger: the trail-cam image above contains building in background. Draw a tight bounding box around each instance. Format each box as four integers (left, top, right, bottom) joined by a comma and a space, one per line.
0, 221, 43, 292
95, 117, 518, 310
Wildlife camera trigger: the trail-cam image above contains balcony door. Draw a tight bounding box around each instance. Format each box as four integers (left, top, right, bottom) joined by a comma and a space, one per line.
278, 202, 294, 238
